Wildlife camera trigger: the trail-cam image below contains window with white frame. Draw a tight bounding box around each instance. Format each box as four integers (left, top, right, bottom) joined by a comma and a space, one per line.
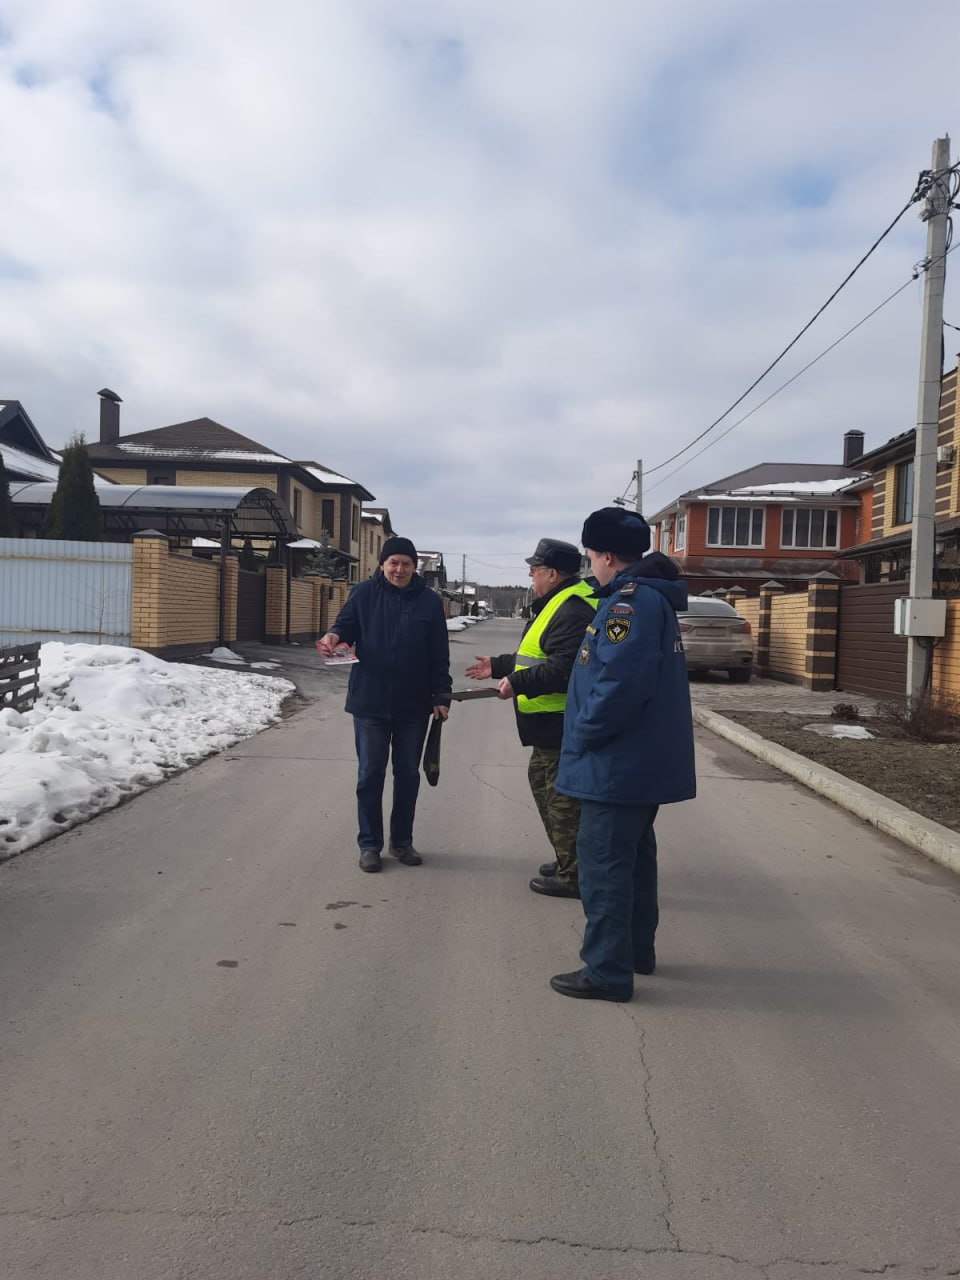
706, 506, 764, 548
894, 458, 914, 526
674, 513, 686, 551
780, 508, 840, 550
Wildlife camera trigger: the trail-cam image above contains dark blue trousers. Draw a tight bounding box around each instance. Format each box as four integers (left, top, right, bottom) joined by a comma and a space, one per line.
353, 715, 430, 852
577, 800, 660, 995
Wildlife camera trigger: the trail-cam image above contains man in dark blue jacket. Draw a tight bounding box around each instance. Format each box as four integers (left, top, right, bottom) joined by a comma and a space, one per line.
318, 536, 451, 873
552, 508, 695, 1002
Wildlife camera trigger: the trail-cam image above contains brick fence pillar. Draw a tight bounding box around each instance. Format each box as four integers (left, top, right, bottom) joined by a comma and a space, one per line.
309, 576, 322, 638
265, 566, 287, 644
130, 531, 168, 652
757, 580, 785, 676
804, 571, 840, 691
724, 585, 747, 611
221, 553, 239, 645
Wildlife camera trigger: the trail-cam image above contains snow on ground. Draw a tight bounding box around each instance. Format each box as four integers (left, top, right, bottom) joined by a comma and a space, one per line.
0, 643, 294, 859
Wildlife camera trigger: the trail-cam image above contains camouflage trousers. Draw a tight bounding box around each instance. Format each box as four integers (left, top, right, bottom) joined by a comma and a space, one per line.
528, 747, 581, 888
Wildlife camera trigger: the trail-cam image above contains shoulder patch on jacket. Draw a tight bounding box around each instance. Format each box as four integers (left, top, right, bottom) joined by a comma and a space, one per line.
618, 582, 637, 597
609, 603, 634, 616
604, 617, 631, 644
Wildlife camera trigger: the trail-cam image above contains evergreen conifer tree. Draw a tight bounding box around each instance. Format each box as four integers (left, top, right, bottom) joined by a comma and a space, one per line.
239, 537, 259, 572
45, 435, 102, 540
0, 453, 15, 536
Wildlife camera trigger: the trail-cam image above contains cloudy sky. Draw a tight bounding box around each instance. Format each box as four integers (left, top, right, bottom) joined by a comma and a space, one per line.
1, 1, 958, 583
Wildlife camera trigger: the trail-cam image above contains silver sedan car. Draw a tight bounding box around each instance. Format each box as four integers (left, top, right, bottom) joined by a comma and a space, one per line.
678, 596, 753, 682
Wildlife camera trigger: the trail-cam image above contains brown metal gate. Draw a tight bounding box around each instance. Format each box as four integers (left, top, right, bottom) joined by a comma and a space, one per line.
236, 570, 266, 642
836, 582, 908, 698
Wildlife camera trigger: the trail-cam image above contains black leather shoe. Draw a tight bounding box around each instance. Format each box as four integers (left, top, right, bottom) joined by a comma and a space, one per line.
539, 860, 558, 878
549, 971, 632, 1002
359, 850, 382, 873
390, 844, 422, 866
529, 875, 580, 899
634, 947, 656, 975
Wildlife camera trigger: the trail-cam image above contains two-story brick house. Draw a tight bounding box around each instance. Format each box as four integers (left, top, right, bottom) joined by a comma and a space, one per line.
832, 354, 960, 591
647, 435, 868, 595
86, 390, 373, 579
359, 507, 397, 579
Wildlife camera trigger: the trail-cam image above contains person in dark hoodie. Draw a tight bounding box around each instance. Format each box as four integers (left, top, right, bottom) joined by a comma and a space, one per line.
465, 538, 597, 898
318, 536, 452, 873
550, 508, 696, 1003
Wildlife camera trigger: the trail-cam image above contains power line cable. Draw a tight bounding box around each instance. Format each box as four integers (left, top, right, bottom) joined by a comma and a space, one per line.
644, 275, 920, 500
644, 236, 960, 502
617, 168, 956, 503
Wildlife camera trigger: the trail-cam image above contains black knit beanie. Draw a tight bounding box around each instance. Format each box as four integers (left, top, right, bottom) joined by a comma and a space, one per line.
581, 507, 651, 559
379, 535, 418, 565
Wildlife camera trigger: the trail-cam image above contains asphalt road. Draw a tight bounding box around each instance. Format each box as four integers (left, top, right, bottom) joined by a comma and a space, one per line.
1, 619, 958, 1280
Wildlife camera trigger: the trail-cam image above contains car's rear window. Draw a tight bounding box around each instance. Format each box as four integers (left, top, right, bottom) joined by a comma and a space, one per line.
685, 598, 740, 617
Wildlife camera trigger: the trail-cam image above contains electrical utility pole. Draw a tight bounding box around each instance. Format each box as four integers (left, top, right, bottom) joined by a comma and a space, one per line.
905, 135, 952, 701
635, 460, 643, 514
461, 553, 467, 616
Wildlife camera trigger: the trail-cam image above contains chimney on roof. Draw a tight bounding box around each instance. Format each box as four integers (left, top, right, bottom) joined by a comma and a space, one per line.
843, 429, 865, 466
98, 387, 122, 445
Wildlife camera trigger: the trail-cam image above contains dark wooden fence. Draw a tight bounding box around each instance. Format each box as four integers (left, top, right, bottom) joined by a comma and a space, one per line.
0, 643, 41, 712
836, 582, 909, 698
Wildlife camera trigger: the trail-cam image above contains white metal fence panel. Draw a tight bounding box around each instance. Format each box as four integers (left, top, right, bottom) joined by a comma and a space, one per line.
0, 538, 133, 646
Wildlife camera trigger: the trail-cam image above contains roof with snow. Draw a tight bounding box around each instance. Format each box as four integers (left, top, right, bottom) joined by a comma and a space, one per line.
1, 441, 61, 482
649, 461, 868, 521
297, 463, 374, 499
0, 400, 61, 471
86, 418, 292, 465
86, 418, 374, 498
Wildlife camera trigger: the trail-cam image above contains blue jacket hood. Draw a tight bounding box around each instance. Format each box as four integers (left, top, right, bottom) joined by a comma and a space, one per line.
595, 553, 688, 613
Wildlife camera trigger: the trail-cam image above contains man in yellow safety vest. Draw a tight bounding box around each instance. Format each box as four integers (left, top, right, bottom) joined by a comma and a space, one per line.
465, 538, 597, 897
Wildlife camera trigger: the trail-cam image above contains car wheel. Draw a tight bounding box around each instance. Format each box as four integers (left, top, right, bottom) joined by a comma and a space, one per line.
727, 667, 752, 683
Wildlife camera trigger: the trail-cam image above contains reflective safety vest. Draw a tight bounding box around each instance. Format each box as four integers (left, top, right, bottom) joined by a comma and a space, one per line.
514, 580, 597, 715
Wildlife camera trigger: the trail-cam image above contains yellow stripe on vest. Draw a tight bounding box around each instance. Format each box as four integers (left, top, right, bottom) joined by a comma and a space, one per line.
515, 580, 597, 714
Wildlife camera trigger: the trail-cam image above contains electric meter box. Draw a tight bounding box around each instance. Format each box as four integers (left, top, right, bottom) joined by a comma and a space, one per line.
893, 597, 947, 637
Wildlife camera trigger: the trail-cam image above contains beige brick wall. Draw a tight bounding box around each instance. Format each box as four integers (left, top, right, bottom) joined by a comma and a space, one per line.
768, 593, 808, 679
318, 579, 352, 633
130, 537, 222, 651
289, 577, 320, 637
222, 556, 238, 644
932, 601, 960, 698
94, 466, 148, 484
360, 521, 384, 579
737, 597, 761, 633
265, 567, 287, 642
177, 470, 278, 490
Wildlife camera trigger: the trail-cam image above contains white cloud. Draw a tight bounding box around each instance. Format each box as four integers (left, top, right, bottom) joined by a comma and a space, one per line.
0, 0, 957, 580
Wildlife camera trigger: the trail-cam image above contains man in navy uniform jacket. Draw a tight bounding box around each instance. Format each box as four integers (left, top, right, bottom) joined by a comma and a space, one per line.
319, 536, 451, 873
552, 507, 696, 1002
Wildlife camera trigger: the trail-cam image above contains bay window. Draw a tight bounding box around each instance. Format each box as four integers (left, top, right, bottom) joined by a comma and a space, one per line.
706, 506, 765, 548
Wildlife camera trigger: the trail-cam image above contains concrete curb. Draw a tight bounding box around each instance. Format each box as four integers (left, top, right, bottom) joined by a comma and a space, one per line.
693, 706, 960, 876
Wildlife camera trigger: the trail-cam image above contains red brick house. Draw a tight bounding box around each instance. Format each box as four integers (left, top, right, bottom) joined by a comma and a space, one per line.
647, 434, 869, 595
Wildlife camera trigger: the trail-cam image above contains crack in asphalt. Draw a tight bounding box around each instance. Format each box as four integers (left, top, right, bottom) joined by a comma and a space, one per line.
3, 1210, 956, 1275
622, 1011, 681, 1251
468, 763, 535, 811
